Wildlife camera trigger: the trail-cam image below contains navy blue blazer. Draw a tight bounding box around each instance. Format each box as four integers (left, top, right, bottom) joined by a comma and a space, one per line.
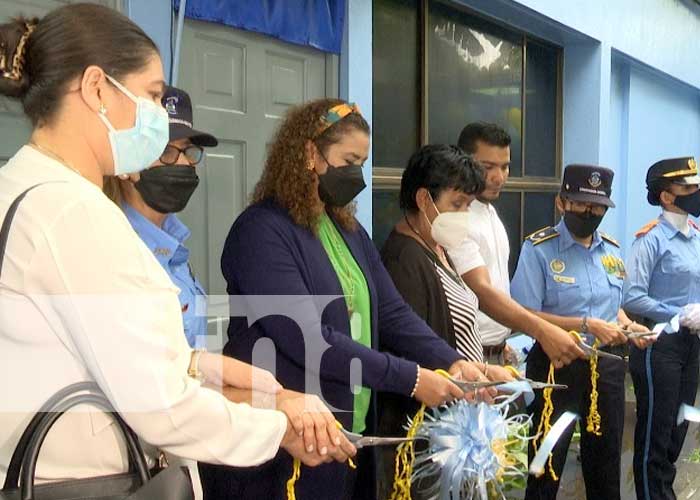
221, 199, 461, 424
205, 200, 461, 499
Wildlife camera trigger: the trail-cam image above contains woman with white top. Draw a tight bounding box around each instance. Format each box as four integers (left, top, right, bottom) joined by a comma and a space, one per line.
0, 3, 353, 484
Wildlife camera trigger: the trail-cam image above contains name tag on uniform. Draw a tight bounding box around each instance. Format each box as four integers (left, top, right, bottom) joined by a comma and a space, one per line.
553, 275, 576, 284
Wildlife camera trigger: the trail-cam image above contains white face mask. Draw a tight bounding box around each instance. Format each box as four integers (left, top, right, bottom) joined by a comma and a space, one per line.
423, 195, 470, 250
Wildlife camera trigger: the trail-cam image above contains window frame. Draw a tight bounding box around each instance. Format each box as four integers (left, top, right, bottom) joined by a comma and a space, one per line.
372, 0, 564, 246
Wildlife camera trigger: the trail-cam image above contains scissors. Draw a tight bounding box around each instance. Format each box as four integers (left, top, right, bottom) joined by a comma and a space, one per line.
446, 376, 506, 392
338, 427, 418, 449
447, 374, 568, 391
432, 368, 501, 393
503, 365, 568, 390
570, 331, 624, 361
521, 379, 568, 390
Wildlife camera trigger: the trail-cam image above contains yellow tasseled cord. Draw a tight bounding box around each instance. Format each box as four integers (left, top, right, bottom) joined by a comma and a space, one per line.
532, 332, 604, 483
389, 403, 426, 500
286, 458, 302, 500
286, 422, 357, 500
389, 368, 454, 500
533, 363, 558, 481
586, 339, 602, 436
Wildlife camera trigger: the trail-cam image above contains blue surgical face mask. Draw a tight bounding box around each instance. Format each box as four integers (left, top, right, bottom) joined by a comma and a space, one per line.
98, 74, 169, 175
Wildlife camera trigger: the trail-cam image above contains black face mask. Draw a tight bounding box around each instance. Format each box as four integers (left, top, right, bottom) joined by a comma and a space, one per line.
317, 164, 366, 207
135, 165, 200, 214
673, 191, 700, 217
563, 211, 604, 238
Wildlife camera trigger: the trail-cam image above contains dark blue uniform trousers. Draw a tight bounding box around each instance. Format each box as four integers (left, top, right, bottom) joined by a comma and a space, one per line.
525, 341, 626, 500
629, 330, 700, 500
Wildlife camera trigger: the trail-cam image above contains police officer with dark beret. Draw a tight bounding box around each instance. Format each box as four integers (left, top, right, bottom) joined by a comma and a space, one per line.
512, 164, 652, 499
624, 157, 700, 500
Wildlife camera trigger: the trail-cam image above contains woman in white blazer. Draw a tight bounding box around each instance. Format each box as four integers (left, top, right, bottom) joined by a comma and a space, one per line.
0, 3, 354, 483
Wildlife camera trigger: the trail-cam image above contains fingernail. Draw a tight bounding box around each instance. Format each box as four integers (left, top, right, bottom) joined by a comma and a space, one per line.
321, 447, 328, 456
307, 445, 314, 452
335, 437, 341, 446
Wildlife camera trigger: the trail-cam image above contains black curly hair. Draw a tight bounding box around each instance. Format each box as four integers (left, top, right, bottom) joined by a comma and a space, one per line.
399, 144, 486, 213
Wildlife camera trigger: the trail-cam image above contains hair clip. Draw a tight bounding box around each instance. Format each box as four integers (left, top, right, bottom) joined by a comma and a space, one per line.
315, 102, 362, 138
2, 22, 36, 81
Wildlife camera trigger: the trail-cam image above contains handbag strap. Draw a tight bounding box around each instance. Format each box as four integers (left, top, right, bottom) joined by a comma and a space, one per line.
3, 382, 151, 495
4, 382, 103, 488
1, 182, 55, 489
0, 184, 48, 279
19, 393, 150, 500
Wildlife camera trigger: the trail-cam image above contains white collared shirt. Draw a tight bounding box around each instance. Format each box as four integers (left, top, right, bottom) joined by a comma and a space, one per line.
0, 147, 286, 482
447, 199, 511, 346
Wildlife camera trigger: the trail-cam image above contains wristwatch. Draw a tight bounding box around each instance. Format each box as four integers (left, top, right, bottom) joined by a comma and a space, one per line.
581, 316, 589, 333
188, 348, 207, 383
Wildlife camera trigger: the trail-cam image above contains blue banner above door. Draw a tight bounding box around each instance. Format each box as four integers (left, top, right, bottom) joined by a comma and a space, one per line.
172, 0, 346, 54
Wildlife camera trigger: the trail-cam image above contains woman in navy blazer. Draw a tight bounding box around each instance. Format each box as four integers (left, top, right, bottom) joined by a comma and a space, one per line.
199, 99, 491, 500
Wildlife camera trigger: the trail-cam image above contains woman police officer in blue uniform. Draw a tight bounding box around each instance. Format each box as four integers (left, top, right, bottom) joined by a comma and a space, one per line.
104, 85, 214, 347
624, 157, 700, 500
511, 164, 652, 499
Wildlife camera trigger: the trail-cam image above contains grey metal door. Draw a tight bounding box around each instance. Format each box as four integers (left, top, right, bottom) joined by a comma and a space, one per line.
177, 19, 337, 299
0, 0, 121, 164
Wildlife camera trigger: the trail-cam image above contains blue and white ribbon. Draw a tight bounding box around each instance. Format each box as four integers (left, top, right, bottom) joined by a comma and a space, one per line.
496, 380, 535, 407
528, 411, 579, 477
677, 403, 700, 426
411, 398, 531, 500
652, 314, 680, 335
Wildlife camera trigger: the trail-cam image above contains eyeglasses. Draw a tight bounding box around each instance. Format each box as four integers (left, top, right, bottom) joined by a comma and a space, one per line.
159, 144, 204, 166
566, 200, 607, 216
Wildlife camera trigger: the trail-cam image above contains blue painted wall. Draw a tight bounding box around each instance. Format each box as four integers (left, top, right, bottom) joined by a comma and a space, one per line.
617, 66, 700, 249
340, 0, 373, 232
607, 60, 631, 249
126, 0, 173, 82
508, 0, 700, 89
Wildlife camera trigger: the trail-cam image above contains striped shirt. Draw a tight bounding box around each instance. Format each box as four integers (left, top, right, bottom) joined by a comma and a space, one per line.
434, 263, 483, 362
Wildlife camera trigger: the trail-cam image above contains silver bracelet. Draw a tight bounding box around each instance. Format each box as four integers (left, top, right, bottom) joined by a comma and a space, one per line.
409, 364, 421, 398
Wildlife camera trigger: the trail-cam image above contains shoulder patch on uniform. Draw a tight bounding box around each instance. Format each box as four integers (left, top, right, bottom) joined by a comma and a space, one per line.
600, 232, 620, 247
635, 220, 659, 238
525, 226, 559, 246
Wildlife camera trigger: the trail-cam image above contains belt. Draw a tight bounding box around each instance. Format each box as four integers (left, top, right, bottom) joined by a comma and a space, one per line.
482, 341, 506, 357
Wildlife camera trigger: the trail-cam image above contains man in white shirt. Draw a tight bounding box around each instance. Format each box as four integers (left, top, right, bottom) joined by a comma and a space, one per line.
448, 122, 583, 368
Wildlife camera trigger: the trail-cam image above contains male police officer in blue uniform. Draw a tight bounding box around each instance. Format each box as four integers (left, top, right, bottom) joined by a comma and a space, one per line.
624, 157, 700, 500
511, 164, 652, 500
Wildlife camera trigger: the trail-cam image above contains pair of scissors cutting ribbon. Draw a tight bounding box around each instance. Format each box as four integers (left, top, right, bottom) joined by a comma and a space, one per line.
338, 427, 418, 449
524, 379, 569, 390
503, 365, 568, 390
570, 331, 624, 361
446, 377, 506, 392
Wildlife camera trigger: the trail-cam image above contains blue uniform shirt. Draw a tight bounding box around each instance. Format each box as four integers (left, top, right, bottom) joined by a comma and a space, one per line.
511, 219, 623, 323
623, 215, 700, 324
124, 204, 207, 348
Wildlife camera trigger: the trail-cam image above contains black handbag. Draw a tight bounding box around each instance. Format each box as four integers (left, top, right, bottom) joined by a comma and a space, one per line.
0, 187, 194, 500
